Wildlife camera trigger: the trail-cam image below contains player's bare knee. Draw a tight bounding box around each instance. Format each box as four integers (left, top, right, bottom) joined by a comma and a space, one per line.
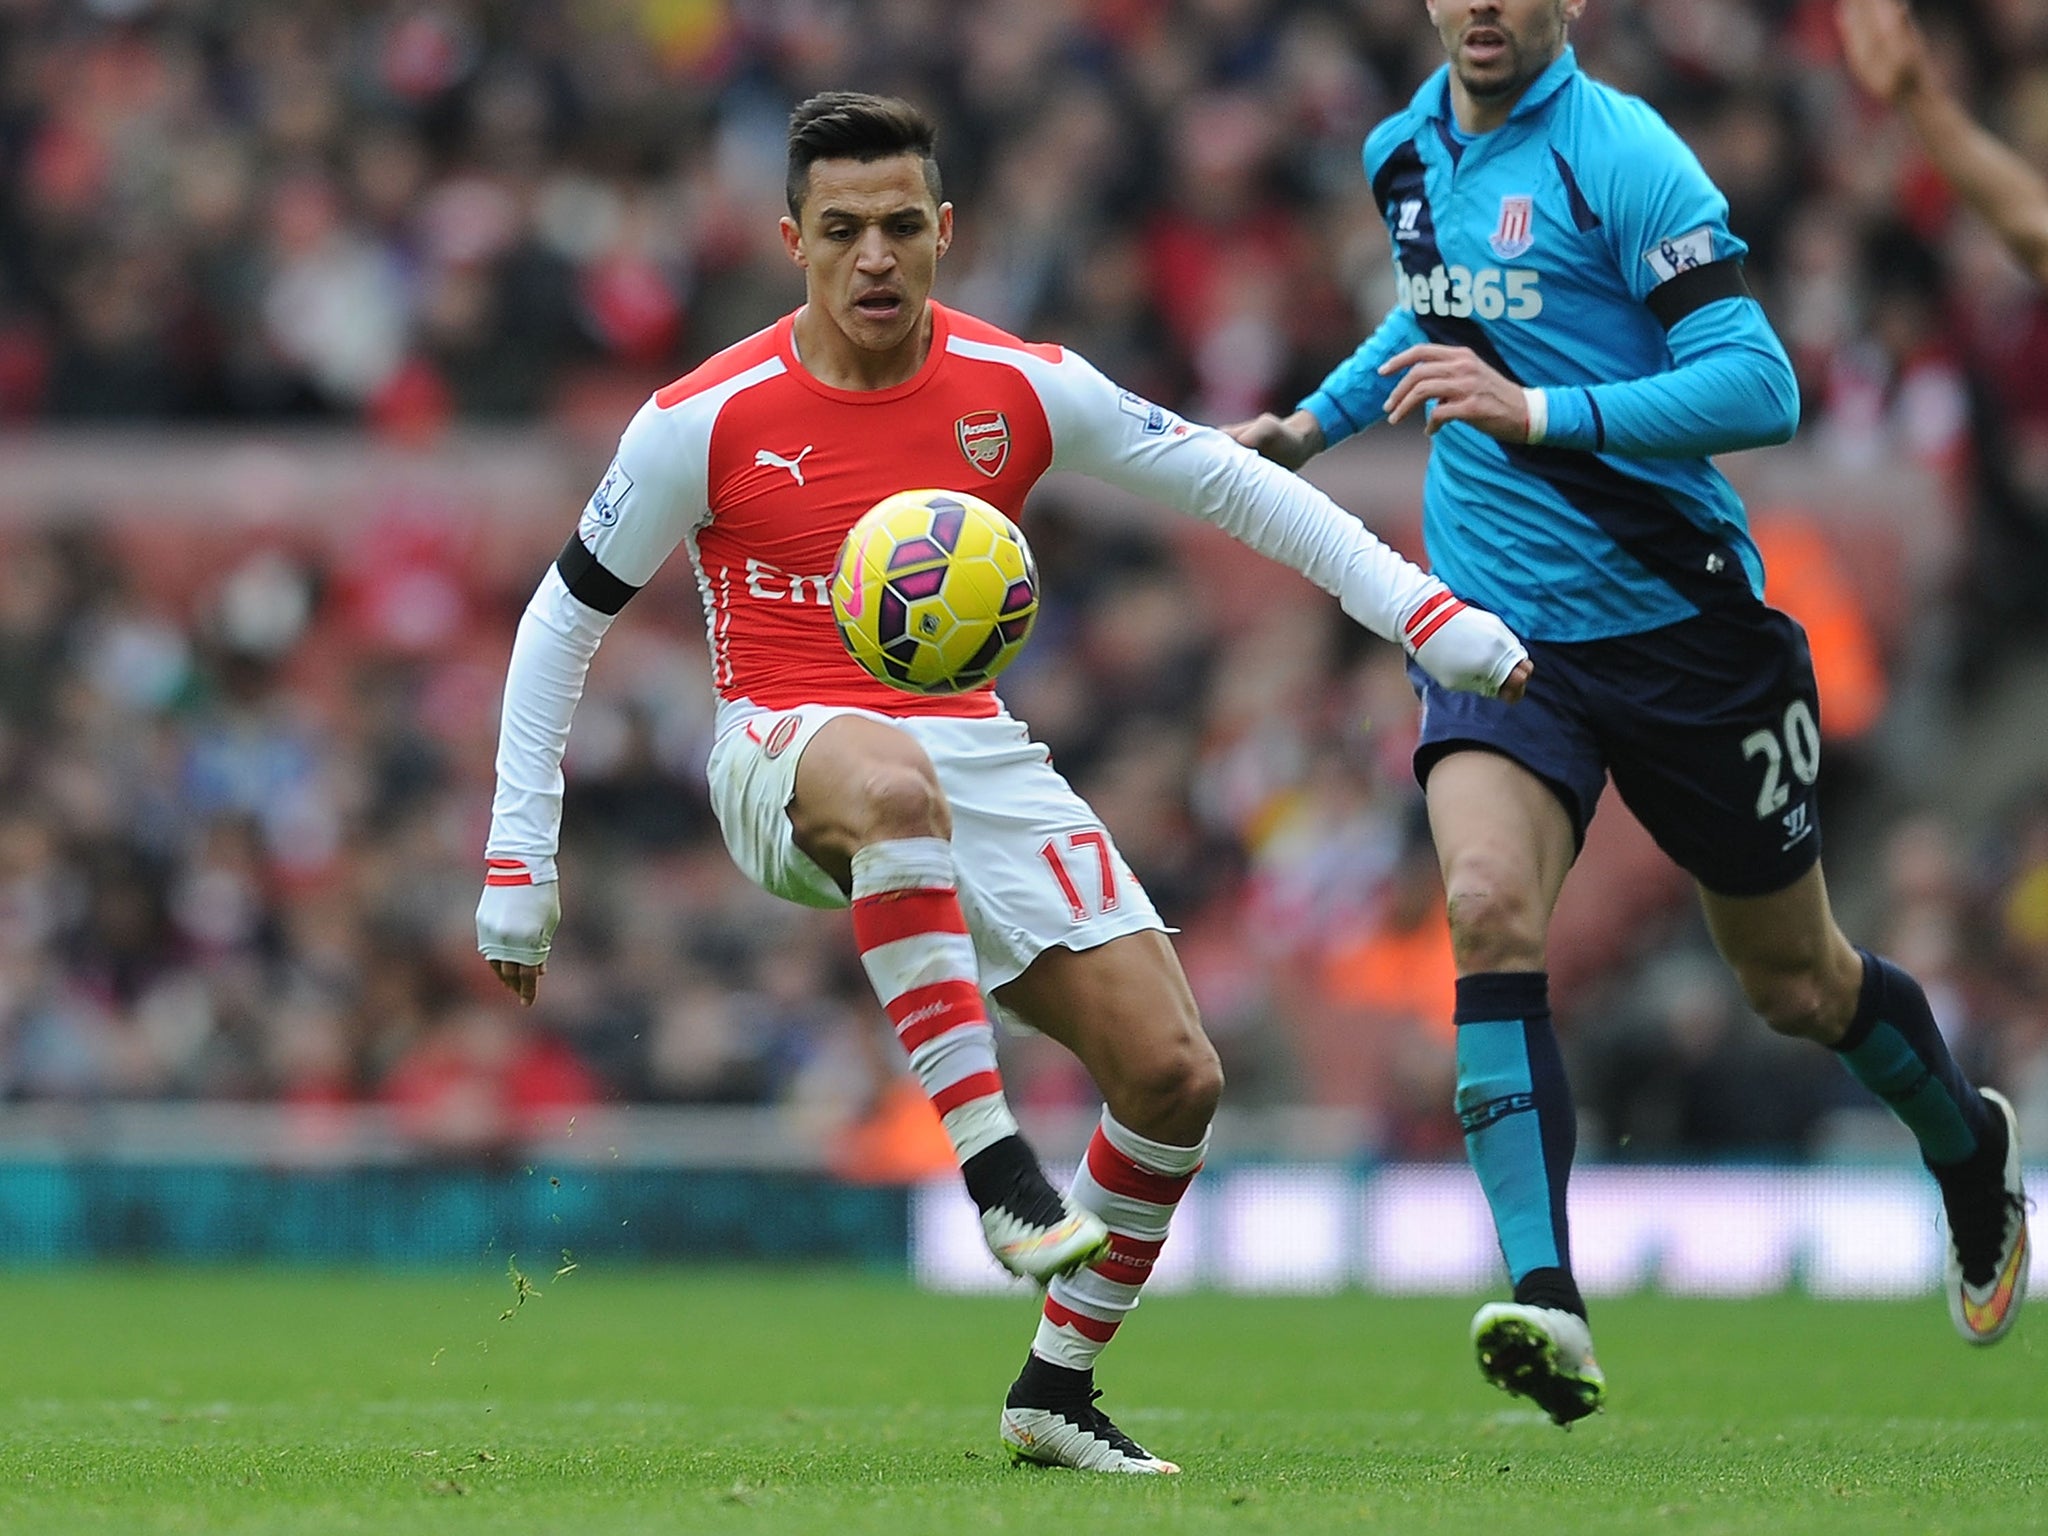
1444, 881, 1545, 973
855, 760, 950, 842
1741, 969, 1834, 1041
1121, 1038, 1223, 1139
1177, 1040, 1225, 1125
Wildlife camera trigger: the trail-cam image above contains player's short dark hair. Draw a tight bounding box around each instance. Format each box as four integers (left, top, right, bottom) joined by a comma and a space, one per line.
785, 92, 943, 218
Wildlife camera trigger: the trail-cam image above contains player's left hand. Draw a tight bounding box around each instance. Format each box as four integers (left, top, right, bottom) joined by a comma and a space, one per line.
477, 870, 561, 1007
1380, 345, 1530, 442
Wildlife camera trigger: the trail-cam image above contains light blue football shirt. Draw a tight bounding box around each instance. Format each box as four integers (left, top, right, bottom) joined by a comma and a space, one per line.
1301, 48, 1800, 642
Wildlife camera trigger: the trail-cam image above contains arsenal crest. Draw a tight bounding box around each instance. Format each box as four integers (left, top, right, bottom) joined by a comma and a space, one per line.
1488, 194, 1535, 261
762, 714, 801, 759
956, 410, 1010, 478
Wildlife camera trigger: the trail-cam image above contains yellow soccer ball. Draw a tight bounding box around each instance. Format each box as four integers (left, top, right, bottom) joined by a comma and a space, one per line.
830, 489, 1040, 695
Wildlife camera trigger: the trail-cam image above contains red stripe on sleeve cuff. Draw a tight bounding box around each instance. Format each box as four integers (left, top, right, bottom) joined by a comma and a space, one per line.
1403, 589, 1454, 640
1407, 599, 1467, 652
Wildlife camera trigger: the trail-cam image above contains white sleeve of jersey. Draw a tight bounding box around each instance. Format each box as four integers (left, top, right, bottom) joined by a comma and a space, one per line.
574, 393, 710, 588
483, 565, 613, 877
1029, 348, 1439, 641
484, 394, 710, 873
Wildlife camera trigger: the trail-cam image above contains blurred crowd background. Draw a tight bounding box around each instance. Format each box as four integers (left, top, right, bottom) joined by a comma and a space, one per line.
3, 0, 2048, 1169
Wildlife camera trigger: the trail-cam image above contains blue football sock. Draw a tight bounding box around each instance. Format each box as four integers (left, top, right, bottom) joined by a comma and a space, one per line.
1455, 971, 1583, 1316
1831, 950, 1991, 1168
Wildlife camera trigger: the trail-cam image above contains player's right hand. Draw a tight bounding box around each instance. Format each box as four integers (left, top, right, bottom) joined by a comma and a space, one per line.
1224, 409, 1326, 470
476, 864, 561, 1006
1400, 584, 1533, 702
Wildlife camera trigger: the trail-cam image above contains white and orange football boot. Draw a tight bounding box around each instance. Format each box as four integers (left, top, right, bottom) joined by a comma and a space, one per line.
1942, 1088, 2030, 1345
1001, 1388, 1179, 1475
980, 1191, 1111, 1284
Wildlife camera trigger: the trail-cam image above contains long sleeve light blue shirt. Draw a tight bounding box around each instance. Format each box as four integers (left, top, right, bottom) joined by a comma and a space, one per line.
1302, 48, 1799, 641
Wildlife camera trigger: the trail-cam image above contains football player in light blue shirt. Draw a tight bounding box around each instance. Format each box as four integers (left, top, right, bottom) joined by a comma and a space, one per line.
1234, 0, 2029, 1420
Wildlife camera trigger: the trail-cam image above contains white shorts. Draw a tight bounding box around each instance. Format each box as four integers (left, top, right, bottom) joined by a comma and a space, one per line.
705, 702, 1166, 992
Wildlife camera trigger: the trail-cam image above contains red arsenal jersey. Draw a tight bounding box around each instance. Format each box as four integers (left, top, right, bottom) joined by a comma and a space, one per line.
565, 300, 1433, 722
496, 301, 1454, 867
582, 304, 1074, 717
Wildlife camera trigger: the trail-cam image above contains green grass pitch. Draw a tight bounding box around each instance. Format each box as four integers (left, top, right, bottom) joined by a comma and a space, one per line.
3, 1267, 2043, 1534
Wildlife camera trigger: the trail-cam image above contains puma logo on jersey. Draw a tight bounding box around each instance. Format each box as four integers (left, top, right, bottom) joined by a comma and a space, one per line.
755, 445, 815, 484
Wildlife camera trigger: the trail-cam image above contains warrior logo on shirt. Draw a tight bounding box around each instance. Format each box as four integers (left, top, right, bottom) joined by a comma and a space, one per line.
956, 410, 1010, 477
1488, 195, 1535, 261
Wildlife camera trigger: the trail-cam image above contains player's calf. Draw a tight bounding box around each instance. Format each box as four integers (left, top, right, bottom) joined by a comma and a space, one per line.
996, 1112, 1204, 1468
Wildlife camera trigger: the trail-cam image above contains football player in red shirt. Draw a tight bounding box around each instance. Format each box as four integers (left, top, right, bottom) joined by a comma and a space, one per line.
479, 92, 1530, 1473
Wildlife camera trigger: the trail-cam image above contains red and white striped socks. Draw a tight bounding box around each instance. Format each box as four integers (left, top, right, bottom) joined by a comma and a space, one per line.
850, 836, 1018, 1165
1033, 1109, 1206, 1370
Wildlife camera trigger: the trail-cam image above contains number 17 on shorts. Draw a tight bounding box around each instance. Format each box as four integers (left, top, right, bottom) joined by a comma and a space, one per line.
1039, 830, 1122, 924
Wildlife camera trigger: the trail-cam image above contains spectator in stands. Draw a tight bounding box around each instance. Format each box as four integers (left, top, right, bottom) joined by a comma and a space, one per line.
1315, 815, 1462, 1156
379, 1001, 598, 1163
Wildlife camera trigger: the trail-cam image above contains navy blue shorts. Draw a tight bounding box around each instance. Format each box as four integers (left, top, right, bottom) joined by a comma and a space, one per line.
1411, 603, 1824, 898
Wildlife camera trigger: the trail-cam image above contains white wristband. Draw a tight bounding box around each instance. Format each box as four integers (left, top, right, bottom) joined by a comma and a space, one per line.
1523, 387, 1548, 445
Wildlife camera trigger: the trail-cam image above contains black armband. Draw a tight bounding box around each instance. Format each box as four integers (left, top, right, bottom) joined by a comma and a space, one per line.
1645, 257, 1752, 330
556, 534, 639, 615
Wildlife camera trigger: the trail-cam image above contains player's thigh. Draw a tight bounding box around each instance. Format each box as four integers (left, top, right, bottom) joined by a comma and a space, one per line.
923, 715, 1213, 1138
1599, 605, 1824, 900
1410, 652, 1601, 966
705, 705, 907, 908
786, 710, 951, 882
1425, 750, 1579, 915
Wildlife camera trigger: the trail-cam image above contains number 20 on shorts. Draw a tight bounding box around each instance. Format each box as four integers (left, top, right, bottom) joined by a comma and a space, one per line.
1741, 698, 1821, 818
1040, 830, 1120, 922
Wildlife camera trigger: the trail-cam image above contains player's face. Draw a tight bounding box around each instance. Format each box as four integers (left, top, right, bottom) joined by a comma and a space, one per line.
781, 154, 952, 358
1425, 0, 1582, 103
